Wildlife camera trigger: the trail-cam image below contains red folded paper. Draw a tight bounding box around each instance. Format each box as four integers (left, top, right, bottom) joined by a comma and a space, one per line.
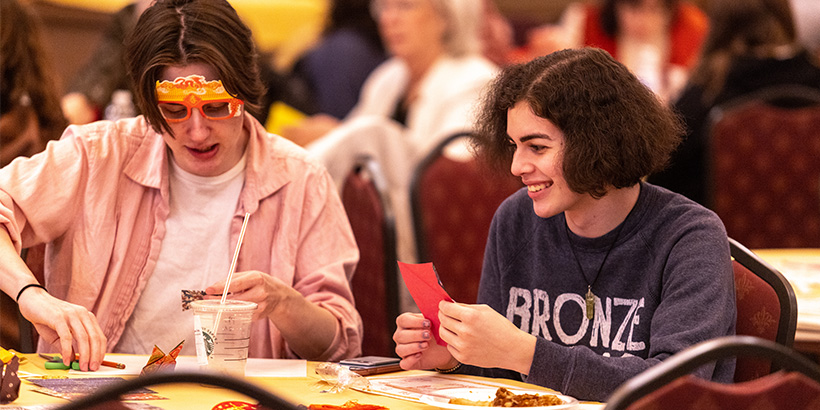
397, 261, 454, 346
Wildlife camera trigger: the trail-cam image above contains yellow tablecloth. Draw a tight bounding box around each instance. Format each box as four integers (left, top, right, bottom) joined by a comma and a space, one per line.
43, 0, 328, 69
9, 354, 604, 409
753, 248, 820, 342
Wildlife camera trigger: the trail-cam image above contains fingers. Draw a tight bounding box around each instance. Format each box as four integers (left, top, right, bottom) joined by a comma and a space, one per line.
22, 294, 107, 371
207, 270, 262, 296
58, 308, 107, 371
77, 310, 107, 371
395, 312, 426, 329
398, 352, 424, 370
393, 313, 432, 361
392, 312, 456, 370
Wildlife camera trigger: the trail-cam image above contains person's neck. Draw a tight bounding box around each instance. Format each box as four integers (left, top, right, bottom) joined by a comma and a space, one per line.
405, 48, 443, 84
565, 184, 641, 238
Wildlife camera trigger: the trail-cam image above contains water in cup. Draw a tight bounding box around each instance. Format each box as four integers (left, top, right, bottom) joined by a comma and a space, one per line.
191, 299, 257, 376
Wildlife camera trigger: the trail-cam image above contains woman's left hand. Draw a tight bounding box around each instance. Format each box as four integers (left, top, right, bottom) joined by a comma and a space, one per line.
438, 301, 537, 375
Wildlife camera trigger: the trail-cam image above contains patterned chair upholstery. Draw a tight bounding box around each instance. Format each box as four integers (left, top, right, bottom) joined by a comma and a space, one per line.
730, 238, 797, 382
708, 86, 820, 248
410, 133, 522, 304
341, 156, 399, 357
604, 336, 820, 410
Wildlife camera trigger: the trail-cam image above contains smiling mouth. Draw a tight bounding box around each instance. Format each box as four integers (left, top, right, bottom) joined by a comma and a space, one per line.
527, 183, 552, 193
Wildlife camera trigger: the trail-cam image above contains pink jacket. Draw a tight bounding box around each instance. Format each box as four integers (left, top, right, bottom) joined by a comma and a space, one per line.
0, 114, 362, 360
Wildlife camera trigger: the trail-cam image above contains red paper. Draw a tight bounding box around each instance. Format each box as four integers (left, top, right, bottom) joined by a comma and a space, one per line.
397, 261, 454, 346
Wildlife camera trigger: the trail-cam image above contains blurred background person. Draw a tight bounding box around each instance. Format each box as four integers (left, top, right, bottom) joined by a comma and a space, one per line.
282, 0, 498, 153
1, 0, 67, 166
520, 0, 708, 102
288, 0, 499, 277
59, 0, 151, 125
289, 0, 387, 120
480, 0, 516, 67
790, 0, 820, 57
649, 0, 820, 206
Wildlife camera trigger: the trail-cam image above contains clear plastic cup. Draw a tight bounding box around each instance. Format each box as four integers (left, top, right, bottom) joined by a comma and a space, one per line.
190, 299, 257, 376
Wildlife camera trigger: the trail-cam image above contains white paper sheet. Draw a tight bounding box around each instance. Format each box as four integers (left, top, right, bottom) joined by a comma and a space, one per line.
68, 354, 307, 378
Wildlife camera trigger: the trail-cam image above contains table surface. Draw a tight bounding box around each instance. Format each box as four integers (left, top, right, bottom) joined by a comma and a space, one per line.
752, 248, 820, 343
9, 354, 604, 409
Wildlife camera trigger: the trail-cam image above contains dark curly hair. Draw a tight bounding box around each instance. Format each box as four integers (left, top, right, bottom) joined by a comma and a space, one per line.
472, 47, 683, 199
124, 0, 266, 136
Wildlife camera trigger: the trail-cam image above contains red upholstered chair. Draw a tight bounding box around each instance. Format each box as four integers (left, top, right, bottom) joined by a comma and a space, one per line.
730, 237, 797, 382
708, 85, 820, 248
604, 335, 820, 410
341, 156, 399, 357
410, 133, 522, 304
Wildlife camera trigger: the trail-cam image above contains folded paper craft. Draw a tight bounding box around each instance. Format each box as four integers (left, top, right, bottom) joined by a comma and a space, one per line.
182, 289, 207, 311
0, 347, 20, 404
141, 340, 185, 376
397, 261, 454, 346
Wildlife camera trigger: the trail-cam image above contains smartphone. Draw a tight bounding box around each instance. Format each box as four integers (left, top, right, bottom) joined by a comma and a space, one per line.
340, 356, 402, 376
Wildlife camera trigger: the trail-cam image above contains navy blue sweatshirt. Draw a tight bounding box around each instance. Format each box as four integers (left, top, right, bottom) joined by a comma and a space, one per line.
462, 182, 736, 402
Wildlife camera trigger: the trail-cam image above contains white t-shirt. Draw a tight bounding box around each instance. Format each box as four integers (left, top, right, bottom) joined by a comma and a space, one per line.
115, 153, 246, 355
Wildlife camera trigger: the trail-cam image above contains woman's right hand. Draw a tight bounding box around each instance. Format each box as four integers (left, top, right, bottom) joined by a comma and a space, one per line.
393, 312, 457, 371
17, 287, 107, 371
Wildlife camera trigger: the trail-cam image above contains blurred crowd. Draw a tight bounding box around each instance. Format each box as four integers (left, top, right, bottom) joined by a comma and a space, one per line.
5, 0, 819, 168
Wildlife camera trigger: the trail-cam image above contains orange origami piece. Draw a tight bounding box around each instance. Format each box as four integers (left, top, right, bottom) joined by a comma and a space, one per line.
140, 340, 185, 376
212, 401, 260, 410
309, 401, 387, 410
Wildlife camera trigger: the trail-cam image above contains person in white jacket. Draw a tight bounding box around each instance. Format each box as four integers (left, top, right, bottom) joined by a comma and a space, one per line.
287, 0, 499, 268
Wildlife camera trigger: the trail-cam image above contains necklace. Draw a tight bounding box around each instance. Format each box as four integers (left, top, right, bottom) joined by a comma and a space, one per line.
564, 219, 625, 320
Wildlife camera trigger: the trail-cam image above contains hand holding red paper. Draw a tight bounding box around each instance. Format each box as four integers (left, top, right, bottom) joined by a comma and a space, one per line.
396, 262, 537, 375
437, 302, 536, 373
393, 312, 457, 371
397, 262, 454, 346
394, 262, 458, 371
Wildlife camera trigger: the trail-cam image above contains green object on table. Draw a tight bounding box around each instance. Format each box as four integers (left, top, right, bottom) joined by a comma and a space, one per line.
43, 358, 80, 370
44, 360, 71, 370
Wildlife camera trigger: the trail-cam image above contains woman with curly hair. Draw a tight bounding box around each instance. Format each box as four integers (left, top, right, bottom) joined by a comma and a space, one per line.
393, 48, 736, 402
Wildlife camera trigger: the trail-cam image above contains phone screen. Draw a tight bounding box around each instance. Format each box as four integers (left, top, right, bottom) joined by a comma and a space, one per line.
339, 356, 400, 368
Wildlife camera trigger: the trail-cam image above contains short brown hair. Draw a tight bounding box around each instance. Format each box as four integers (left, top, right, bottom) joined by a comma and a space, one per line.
472, 48, 683, 199
124, 0, 266, 135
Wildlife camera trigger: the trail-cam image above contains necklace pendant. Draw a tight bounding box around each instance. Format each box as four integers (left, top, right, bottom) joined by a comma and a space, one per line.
585, 287, 595, 320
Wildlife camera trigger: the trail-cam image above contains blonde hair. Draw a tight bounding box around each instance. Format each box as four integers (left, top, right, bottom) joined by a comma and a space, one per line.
431, 0, 483, 56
